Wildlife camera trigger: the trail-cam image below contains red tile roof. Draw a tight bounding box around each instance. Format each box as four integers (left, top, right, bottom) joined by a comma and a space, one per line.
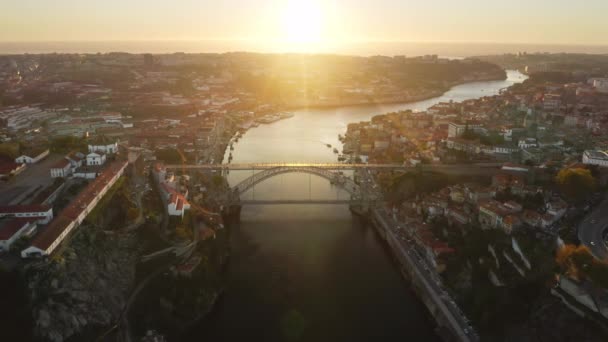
62, 161, 127, 220
0, 218, 34, 240
0, 205, 50, 214
0, 161, 24, 174
167, 187, 189, 211
31, 216, 72, 250
30, 160, 128, 251
52, 158, 70, 169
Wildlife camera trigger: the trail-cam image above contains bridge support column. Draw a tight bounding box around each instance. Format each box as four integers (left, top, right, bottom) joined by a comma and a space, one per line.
228, 205, 242, 222
349, 201, 371, 217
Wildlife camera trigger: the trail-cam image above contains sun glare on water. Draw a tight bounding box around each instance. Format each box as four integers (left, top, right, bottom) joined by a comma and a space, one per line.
281, 0, 324, 46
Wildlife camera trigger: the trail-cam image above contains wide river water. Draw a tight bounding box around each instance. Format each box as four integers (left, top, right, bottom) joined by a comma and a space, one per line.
186, 70, 526, 341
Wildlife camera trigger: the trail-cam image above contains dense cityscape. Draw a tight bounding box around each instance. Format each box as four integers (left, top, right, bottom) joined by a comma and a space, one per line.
0, 49, 607, 342
2, 1, 608, 342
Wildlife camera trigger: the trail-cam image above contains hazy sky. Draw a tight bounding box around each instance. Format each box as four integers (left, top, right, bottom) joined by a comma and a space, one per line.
2, 0, 607, 46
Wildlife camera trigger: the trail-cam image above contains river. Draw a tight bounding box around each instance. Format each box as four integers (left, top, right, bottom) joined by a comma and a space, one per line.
185, 70, 526, 341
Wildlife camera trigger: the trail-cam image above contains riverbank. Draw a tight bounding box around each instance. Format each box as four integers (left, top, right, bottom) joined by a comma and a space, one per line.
282, 73, 507, 111
349, 205, 451, 341
368, 208, 475, 342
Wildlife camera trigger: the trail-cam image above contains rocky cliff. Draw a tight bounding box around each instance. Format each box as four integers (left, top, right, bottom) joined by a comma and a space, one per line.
25, 227, 137, 342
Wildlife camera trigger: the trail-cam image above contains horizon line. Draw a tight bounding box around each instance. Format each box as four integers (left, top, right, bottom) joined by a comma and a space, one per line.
1, 39, 608, 47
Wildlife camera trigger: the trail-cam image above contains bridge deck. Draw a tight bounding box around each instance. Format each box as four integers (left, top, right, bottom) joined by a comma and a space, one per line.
239, 199, 359, 205
164, 162, 502, 172
166, 163, 409, 170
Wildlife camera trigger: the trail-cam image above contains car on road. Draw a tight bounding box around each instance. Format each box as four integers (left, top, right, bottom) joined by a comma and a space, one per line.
591, 241, 596, 246
591, 219, 596, 224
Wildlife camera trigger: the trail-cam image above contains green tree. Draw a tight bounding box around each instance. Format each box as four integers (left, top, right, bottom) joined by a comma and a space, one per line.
555, 168, 596, 202
127, 207, 140, 222
155, 148, 185, 164
0, 143, 20, 159
556, 244, 608, 288
50, 136, 86, 152
212, 175, 225, 188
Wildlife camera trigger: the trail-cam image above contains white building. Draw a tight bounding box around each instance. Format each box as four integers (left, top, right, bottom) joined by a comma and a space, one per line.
0, 205, 54, 224
493, 145, 520, 155
73, 169, 99, 179
22, 161, 128, 258
168, 192, 191, 218
592, 78, 608, 94
0, 106, 55, 131
86, 152, 106, 166
448, 122, 483, 138
66, 152, 84, 168
0, 219, 37, 251
583, 150, 608, 167
155, 166, 191, 219
518, 138, 538, 149
88, 136, 119, 154
50, 159, 72, 178
160, 182, 191, 218
15, 149, 50, 164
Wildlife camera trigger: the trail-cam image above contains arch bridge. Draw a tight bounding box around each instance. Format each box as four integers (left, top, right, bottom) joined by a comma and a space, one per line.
229, 166, 370, 205
163, 162, 501, 206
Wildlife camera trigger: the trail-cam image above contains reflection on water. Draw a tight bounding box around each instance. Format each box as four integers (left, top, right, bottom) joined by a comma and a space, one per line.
193, 205, 441, 341
187, 71, 526, 341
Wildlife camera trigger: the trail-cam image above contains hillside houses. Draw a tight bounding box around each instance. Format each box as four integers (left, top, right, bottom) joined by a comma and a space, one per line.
153, 163, 191, 218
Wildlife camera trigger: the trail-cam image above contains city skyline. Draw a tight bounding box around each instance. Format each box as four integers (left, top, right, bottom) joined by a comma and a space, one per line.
2, 0, 608, 51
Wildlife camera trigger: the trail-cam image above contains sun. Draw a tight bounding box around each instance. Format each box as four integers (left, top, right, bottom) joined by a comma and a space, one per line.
281, 0, 324, 44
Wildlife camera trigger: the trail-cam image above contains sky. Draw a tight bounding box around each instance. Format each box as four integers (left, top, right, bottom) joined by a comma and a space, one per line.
1, 0, 608, 48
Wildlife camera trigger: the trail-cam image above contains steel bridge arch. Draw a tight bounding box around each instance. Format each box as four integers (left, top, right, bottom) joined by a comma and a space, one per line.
233, 166, 360, 197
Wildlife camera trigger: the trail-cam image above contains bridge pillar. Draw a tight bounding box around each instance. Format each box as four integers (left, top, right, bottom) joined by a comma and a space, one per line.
227, 204, 242, 222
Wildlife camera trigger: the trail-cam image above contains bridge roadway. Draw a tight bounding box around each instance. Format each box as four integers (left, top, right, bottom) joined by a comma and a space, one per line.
164, 162, 503, 174
239, 199, 359, 205
167, 162, 410, 170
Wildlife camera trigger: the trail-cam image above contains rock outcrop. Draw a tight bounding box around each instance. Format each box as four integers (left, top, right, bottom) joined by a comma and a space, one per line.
25, 226, 137, 342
